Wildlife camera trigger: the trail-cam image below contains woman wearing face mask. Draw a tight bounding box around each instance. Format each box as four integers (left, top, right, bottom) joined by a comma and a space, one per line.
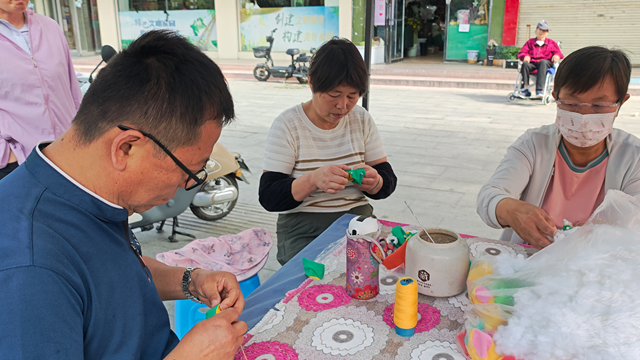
477, 46, 636, 249
259, 39, 397, 265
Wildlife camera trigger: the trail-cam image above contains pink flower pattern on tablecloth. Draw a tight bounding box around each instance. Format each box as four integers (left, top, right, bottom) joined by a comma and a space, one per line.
298, 284, 351, 311
383, 303, 441, 333
237, 341, 298, 360
283, 278, 313, 304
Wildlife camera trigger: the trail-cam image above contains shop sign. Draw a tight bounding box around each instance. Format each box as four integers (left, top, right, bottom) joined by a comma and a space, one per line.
119, 10, 218, 51
374, 0, 385, 26
240, 6, 339, 52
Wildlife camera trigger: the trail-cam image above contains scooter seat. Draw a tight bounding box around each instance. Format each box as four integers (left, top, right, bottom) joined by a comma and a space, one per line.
253, 46, 269, 51
297, 56, 311, 63
286, 48, 300, 56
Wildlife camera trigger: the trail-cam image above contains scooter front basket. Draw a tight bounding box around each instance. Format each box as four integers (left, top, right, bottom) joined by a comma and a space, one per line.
253, 47, 268, 58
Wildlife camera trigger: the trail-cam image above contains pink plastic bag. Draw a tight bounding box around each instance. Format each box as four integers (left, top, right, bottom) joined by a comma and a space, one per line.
156, 228, 272, 281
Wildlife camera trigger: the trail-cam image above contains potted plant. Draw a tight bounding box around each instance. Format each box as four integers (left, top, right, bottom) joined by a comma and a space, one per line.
495, 45, 521, 69
405, 16, 422, 49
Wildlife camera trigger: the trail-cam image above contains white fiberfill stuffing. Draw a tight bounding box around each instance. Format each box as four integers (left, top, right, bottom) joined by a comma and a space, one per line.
492, 191, 640, 359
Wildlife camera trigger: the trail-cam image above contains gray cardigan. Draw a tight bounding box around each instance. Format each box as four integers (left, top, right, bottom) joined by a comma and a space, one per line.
477, 124, 640, 243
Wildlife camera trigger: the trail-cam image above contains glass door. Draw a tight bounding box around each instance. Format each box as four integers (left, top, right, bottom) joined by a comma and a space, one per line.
56, 0, 78, 50
74, 0, 101, 53
385, 0, 405, 63
50, 0, 100, 54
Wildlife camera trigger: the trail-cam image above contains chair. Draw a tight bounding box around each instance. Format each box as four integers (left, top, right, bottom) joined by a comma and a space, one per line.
507, 63, 556, 106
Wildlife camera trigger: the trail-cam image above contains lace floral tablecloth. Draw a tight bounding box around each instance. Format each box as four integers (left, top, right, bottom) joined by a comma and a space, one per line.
239, 224, 536, 360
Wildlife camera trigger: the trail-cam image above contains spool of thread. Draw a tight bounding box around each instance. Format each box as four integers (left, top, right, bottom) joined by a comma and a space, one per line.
394, 277, 418, 337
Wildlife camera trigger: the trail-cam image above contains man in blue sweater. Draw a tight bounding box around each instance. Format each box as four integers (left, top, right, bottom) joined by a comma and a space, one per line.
0, 30, 246, 359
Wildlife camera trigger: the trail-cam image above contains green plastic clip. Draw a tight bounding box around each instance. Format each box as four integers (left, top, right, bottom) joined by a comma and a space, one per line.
302, 257, 325, 280
205, 304, 222, 319
345, 168, 366, 185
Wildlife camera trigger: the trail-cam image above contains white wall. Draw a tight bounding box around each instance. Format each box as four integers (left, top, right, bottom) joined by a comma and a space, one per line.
97, 0, 120, 50
215, 0, 240, 59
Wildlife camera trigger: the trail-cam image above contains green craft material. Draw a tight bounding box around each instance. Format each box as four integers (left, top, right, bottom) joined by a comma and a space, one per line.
205, 304, 222, 319
345, 168, 366, 185
390, 226, 415, 247
302, 257, 325, 280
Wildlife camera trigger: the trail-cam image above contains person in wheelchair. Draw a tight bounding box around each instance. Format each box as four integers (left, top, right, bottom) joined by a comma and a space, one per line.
478, 46, 637, 249
517, 20, 563, 99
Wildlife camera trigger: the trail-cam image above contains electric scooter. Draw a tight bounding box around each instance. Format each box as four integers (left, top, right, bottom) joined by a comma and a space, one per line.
252, 28, 315, 84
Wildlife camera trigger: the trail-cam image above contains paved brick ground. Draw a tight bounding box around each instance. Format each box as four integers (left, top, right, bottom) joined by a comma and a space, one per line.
136, 79, 640, 328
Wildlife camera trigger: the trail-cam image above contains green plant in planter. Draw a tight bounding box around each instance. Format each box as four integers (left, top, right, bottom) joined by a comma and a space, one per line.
406, 17, 422, 32
495, 45, 521, 60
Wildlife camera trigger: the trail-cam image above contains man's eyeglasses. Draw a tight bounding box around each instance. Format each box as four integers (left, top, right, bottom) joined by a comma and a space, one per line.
556, 100, 619, 114
117, 125, 207, 191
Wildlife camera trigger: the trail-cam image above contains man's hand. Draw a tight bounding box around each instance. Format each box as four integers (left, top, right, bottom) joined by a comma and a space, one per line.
352, 164, 381, 194
551, 54, 560, 63
495, 198, 556, 249
523, 56, 531, 63
309, 165, 350, 194
190, 270, 245, 313
165, 308, 247, 360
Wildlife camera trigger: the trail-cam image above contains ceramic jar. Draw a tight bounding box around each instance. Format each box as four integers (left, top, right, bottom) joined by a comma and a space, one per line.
405, 228, 469, 297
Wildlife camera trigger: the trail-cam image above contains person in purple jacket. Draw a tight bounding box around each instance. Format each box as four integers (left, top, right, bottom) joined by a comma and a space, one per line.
517, 20, 564, 99
0, 0, 82, 180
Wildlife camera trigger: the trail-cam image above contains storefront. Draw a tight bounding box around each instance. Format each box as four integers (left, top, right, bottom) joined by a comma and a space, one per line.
515, 0, 640, 66
117, 0, 218, 51
353, 0, 497, 64
237, 0, 340, 55
31, 0, 352, 59
32, 0, 102, 54
444, 0, 490, 61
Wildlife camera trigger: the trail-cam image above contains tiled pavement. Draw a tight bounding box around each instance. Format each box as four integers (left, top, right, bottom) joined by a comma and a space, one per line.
135, 79, 640, 328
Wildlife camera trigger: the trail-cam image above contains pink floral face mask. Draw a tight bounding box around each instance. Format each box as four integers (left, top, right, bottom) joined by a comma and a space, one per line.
555, 108, 616, 147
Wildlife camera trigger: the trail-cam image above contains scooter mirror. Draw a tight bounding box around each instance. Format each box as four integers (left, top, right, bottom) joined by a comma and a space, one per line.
101, 45, 117, 63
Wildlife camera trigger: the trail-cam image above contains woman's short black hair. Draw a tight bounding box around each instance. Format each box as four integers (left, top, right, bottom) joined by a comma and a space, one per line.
73, 30, 235, 151
554, 46, 631, 103
308, 38, 368, 96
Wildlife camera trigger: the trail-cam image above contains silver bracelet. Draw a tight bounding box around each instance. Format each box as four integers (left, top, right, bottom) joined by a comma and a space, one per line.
181, 267, 203, 303
371, 175, 382, 192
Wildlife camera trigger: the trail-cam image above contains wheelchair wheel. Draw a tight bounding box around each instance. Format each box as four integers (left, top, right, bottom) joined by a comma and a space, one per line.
507, 93, 517, 102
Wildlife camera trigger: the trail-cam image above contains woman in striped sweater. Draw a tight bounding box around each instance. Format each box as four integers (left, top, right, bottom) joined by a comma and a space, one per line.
259, 39, 397, 265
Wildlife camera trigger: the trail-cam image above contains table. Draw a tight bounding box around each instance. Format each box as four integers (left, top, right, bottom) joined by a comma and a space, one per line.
238, 214, 536, 359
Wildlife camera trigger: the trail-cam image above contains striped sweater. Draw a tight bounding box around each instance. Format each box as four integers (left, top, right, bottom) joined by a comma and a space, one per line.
263, 103, 386, 213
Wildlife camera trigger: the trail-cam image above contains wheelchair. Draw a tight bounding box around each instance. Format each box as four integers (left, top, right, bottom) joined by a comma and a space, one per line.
507, 62, 557, 106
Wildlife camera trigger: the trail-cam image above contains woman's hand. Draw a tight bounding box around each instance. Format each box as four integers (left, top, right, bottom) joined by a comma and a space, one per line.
496, 198, 556, 249
352, 164, 382, 194
190, 270, 245, 313
309, 165, 350, 194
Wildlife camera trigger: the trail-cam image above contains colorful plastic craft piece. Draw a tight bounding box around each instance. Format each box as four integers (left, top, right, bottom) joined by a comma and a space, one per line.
389, 226, 416, 247
205, 304, 223, 319
345, 168, 366, 185
302, 257, 325, 280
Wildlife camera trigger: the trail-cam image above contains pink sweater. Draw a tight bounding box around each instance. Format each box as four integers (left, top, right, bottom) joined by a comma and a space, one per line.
0, 8, 82, 168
